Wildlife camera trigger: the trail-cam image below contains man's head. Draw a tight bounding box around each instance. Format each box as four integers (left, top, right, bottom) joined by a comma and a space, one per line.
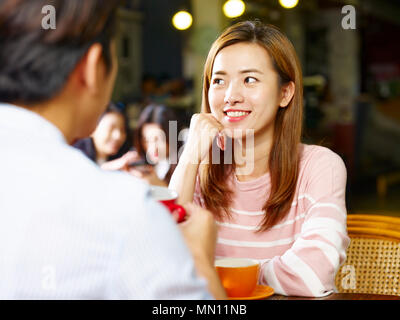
0, 0, 120, 141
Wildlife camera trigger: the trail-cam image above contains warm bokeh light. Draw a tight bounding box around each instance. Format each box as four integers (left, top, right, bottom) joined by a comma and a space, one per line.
172, 11, 193, 30
223, 0, 246, 18
279, 0, 299, 9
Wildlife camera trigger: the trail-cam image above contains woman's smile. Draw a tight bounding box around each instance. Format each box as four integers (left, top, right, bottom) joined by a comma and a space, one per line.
223, 108, 252, 122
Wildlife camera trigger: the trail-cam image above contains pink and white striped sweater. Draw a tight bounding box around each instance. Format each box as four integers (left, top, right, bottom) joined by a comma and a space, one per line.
194, 144, 350, 297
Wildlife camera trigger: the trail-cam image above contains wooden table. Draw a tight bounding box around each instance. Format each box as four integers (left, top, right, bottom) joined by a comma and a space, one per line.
268, 293, 400, 300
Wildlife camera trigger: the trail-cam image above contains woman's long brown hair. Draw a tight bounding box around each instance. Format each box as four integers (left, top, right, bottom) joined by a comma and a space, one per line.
200, 21, 303, 231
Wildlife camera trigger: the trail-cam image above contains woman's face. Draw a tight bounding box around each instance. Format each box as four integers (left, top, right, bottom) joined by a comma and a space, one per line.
142, 123, 168, 164
92, 112, 126, 157
208, 42, 286, 139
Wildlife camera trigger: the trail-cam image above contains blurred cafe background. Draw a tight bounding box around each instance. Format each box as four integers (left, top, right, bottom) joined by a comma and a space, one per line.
111, 0, 400, 216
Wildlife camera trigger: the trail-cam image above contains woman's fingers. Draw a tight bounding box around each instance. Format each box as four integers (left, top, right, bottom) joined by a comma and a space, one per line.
216, 132, 225, 151
185, 113, 225, 163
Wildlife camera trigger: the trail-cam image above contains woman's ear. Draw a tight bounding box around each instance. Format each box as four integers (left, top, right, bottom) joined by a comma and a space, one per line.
279, 81, 295, 108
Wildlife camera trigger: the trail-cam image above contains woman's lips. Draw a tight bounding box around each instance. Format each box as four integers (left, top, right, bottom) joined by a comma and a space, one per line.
150, 150, 159, 160
223, 110, 251, 122
109, 143, 121, 152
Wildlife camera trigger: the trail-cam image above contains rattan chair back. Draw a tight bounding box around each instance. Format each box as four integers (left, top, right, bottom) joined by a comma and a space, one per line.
335, 214, 400, 296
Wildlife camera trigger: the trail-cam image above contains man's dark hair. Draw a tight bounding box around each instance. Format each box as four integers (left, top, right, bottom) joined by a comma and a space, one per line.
0, 0, 121, 105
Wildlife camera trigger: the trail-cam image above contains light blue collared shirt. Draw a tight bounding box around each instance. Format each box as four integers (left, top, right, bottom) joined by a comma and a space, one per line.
0, 104, 212, 299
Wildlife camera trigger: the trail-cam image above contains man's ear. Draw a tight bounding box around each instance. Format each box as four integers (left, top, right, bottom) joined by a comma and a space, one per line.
77, 43, 104, 93
279, 81, 295, 108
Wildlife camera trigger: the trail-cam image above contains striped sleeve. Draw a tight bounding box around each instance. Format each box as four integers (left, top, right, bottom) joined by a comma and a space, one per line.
261, 149, 350, 297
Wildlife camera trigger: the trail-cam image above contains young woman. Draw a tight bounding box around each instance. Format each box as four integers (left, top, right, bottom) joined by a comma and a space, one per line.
74, 103, 132, 168
170, 21, 350, 297
129, 104, 188, 186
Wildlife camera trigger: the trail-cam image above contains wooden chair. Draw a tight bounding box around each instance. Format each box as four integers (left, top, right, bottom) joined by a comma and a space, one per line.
335, 214, 400, 296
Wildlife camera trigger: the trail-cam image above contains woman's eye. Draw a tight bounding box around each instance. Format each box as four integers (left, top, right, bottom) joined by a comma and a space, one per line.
212, 78, 225, 85
245, 77, 257, 84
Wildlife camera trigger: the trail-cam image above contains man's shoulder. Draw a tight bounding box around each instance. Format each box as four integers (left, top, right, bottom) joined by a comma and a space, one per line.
69, 145, 149, 198
58, 146, 158, 239
41, 143, 151, 215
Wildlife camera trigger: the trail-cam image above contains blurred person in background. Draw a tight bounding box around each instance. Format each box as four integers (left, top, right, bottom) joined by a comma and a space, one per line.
73, 102, 134, 168
0, 0, 225, 300
128, 104, 188, 186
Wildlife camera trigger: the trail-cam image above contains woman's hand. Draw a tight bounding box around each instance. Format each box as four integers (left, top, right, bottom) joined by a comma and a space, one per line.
100, 151, 140, 171
128, 165, 167, 187
182, 113, 225, 165
169, 113, 225, 205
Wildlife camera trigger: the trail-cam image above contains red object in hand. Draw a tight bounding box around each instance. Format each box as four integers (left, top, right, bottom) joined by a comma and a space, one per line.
159, 199, 186, 223
150, 186, 186, 223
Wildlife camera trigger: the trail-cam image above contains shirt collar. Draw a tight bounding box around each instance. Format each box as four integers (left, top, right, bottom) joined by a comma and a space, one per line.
0, 103, 67, 144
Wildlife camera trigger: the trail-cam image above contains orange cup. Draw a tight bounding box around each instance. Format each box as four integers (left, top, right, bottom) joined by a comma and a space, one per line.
215, 258, 260, 297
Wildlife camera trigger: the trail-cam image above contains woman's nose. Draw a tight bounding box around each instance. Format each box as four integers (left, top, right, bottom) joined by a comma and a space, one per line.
224, 82, 244, 105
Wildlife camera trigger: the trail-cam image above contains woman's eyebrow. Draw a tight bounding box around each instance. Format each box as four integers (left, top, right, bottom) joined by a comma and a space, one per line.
212, 69, 263, 75
212, 70, 227, 75
239, 68, 263, 74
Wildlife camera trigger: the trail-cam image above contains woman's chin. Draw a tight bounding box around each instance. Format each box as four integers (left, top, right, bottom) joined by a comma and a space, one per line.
148, 156, 159, 164
223, 127, 255, 140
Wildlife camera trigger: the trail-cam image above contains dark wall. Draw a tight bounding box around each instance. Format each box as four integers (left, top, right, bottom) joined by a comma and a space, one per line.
141, 0, 189, 81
